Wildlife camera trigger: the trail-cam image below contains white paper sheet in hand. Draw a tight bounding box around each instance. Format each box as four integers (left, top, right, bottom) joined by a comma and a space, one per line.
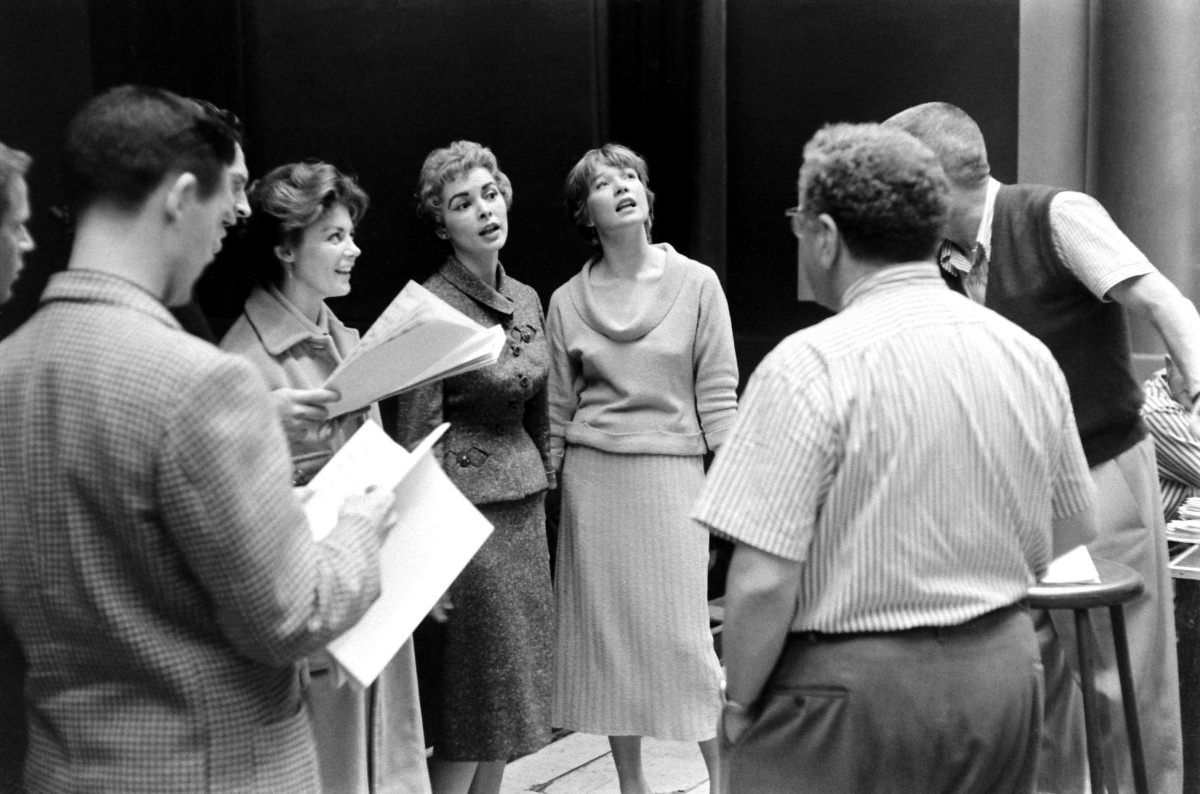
303, 421, 493, 687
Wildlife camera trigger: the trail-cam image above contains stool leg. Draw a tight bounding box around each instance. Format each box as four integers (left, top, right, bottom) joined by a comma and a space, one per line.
1109, 604, 1150, 794
1075, 609, 1104, 794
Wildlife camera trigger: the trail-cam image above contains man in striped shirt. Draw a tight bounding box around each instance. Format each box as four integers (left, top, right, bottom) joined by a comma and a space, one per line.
887, 101, 1195, 794
694, 123, 1097, 793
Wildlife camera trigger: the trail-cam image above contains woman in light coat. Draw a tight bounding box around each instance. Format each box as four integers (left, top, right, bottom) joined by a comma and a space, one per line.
221, 160, 431, 794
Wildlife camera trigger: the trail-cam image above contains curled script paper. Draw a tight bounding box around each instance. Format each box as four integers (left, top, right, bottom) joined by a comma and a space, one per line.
323, 281, 504, 417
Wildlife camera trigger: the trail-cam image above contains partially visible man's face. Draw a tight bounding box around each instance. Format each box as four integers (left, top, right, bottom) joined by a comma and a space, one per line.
166, 145, 245, 306
943, 182, 982, 251
792, 191, 839, 311
229, 143, 250, 221
0, 175, 34, 302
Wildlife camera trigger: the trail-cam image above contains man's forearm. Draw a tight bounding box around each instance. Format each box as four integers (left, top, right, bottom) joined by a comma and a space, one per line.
1115, 272, 1200, 397
722, 544, 801, 706
1152, 293, 1200, 399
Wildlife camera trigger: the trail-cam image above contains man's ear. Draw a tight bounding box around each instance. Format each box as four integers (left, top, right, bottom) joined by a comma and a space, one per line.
163, 172, 199, 222
814, 213, 840, 270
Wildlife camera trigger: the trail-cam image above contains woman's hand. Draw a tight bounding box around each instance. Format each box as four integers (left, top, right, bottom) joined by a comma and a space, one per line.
271, 387, 340, 444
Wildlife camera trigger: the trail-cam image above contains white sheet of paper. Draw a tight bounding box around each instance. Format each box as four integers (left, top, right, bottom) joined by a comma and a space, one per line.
303, 420, 446, 541
322, 281, 504, 417
302, 421, 493, 687
1041, 544, 1101, 584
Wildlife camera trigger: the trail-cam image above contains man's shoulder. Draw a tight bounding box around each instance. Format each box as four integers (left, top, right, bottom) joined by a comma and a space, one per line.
757, 325, 832, 384
970, 299, 1061, 358
20, 301, 259, 397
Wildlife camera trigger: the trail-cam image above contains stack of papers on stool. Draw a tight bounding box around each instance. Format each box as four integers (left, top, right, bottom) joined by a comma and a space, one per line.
1168, 497, 1200, 538
302, 420, 493, 688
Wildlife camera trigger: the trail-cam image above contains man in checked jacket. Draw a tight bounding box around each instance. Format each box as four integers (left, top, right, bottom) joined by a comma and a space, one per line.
0, 85, 396, 793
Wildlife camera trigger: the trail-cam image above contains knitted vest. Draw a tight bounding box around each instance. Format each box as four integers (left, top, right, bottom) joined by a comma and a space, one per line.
984, 184, 1143, 467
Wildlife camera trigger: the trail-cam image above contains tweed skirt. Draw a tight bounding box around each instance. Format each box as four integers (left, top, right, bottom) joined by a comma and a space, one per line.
553, 446, 721, 740
423, 491, 554, 762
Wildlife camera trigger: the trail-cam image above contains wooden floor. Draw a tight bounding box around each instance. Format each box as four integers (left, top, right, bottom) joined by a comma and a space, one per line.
501, 732, 710, 794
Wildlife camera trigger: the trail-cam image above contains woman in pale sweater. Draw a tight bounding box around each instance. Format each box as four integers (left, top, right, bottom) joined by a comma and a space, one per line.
220, 161, 431, 794
546, 143, 738, 793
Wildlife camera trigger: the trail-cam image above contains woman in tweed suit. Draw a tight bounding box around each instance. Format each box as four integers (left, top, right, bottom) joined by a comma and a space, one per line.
546, 144, 738, 793
220, 161, 431, 794
394, 141, 555, 794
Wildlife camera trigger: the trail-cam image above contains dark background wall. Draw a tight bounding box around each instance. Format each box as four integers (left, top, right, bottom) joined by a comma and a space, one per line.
725, 0, 1019, 367
0, 0, 1020, 375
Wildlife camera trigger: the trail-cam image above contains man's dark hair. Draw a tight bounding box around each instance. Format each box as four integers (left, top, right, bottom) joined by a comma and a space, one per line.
798, 123, 949, 263
64, 85, 242, 212
0, 142, 32, 223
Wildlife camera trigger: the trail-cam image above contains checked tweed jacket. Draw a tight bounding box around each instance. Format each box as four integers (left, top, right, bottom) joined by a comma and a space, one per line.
0, 271, 384, 793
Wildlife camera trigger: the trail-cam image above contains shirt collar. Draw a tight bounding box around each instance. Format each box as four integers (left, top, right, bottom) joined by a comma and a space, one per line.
40, 270, 181, 329
976, 177, 1001, 260
438, 256, 515, 317
842, 262, 945, 308
243, 285, 339, 356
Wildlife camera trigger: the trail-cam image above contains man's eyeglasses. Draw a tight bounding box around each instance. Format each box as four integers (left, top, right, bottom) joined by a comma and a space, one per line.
785, 206, 805, 239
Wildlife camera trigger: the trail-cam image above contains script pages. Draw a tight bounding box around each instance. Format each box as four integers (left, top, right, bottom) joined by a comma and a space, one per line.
323, 280, 507, 417
303, 420, 494, 687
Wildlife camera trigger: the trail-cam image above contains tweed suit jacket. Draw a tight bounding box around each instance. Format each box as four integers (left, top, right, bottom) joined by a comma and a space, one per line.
394, 257, 555, 504
0, 271, 384, 793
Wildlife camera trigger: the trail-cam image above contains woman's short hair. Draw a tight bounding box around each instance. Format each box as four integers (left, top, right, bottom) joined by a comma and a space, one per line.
415, 140, 512, 229
563, 143, 655, 246
798, 123, 949, 263
245, 160, 369, 287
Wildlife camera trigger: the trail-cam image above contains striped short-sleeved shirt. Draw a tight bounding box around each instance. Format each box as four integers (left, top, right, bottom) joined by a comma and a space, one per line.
938, 179, 1154, 303
1141, 368, 1200, 520
694, 264, 1096, 633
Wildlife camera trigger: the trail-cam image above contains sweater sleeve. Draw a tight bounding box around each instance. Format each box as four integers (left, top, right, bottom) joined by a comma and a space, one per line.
692, 268, 739, 451
525, 295, 557, 489
546, 288, 581, 473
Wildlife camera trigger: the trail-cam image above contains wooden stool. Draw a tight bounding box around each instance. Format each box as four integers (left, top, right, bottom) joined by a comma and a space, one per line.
1026, 557, 1149, 794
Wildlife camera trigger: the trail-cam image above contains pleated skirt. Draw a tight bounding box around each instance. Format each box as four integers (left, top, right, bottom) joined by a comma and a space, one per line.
553, 446, 722, 740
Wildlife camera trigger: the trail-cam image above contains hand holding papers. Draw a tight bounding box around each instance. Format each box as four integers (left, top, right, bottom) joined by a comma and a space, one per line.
323, 281, 506, 417
304, 420, 493, 687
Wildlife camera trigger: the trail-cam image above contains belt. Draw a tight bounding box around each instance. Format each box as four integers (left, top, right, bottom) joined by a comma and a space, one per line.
790, 603, 1025, 645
